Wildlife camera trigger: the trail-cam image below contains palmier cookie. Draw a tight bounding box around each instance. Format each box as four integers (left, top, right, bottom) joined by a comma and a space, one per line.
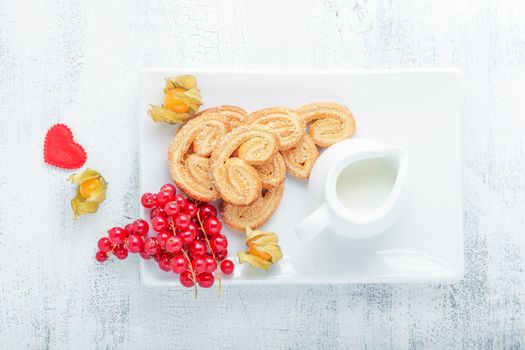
190, 106, 247, 156
282, 134, 319, 180
296, 102, 356, 148
243, 107, 305, 151
220, 183, 284, 232
211, 126, 279, 206
193, 105, 247, 130
254, 152, 286, 189
168, 117, 228, 201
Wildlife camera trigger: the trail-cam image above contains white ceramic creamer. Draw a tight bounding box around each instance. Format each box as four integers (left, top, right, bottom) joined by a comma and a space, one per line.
295, 139, 408, 241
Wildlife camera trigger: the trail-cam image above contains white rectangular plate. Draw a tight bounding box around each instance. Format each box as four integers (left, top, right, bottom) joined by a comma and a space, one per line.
140, 68, 463, 285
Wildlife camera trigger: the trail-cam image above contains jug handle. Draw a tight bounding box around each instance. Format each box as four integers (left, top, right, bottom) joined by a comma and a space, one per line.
295, 203, 331, 241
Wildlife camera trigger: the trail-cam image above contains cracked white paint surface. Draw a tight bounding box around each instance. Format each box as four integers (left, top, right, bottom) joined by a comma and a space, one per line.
1, 0, 525, 348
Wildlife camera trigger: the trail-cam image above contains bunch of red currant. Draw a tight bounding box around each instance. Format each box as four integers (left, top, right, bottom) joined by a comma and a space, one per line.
95, 183, 234, 289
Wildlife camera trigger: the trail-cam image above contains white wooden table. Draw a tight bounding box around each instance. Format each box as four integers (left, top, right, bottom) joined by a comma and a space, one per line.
1, 0, 524, 348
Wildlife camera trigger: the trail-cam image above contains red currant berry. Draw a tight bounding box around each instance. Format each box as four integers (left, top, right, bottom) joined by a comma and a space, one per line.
192, 257, 207, 274
196, 272, 214, 288
160, 183, 176, 197
108, 227, 126, 244
198, 203, 217, 219
174, 213, 191, 228
186, 222, 199, 238
132, 219, 149, 236
175, 194, 187, 209
179, 229, 194, 244
97, 237, 113, 253
220, 259, 235, 275
124, 223, 134, 235
141, 192, 158, 208
203, 216, 222, 235
210, 234, 228, 253
127, 235, 144, 253
95, 251, 108, 262
196, 232, 207, 241
189, 240, 207, 256
170, 255, 188, 274
216, 249, 228, 261
158, 255, 172, 272
144, 237, 160, 255
156, 190, 173, 206
164, 201, 181, 216
156, 252, 170, 262
165, 236, 183, 253
152, 216, 169, 232
156, 232, 171, 248
150, 207, 167, 219
139, 251, 152, 260
204, 255, 218, 273
114, 245, 128, 260
184, 202, 198, 217
180, 271, 195, 288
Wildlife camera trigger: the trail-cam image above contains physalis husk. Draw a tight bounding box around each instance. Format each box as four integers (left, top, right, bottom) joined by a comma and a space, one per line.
147, 75, 203, 124
68, 168, 107, 219
237, 227, 283, 271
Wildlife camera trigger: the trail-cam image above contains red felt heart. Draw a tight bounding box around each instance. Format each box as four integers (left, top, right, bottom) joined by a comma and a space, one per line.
44, 124, 87, 169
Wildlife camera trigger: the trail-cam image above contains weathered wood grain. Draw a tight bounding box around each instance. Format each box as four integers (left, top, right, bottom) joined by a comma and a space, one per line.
1, 0, 524, 348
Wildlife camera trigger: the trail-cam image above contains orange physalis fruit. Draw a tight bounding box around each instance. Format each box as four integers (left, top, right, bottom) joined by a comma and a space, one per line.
69, 169, 107, 219
148, 75, 202, 124
248, 243, 272, 261
237, 227, 283, 271
163, 89, 190, 113
79, 178, 102, 199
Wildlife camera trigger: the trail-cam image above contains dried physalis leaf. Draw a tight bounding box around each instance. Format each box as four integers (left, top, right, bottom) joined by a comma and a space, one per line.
147, 105, 193, 124
237, 227, 283, 271
148, 74, 203, 125
68, 168, 107, 219
164, 75, 197, 92
177, 88, 202, 111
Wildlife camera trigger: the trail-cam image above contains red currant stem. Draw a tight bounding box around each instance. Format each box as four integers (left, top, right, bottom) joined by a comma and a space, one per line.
196, 212, 216, 260
217, 273, 222, 299
107, 244, 117, 257
197, 211, 222, 298
168, 216, 176, 235
169, 216, 198, 297
181, 248, 198, 298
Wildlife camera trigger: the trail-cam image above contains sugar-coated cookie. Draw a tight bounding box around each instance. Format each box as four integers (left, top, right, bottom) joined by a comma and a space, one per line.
211, 126, 279, 206
296, 102, 355, 147
254, 152, 287, 189
243, 107, 305, 151
282, 134, 319, 180
220, 183, 285, 232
